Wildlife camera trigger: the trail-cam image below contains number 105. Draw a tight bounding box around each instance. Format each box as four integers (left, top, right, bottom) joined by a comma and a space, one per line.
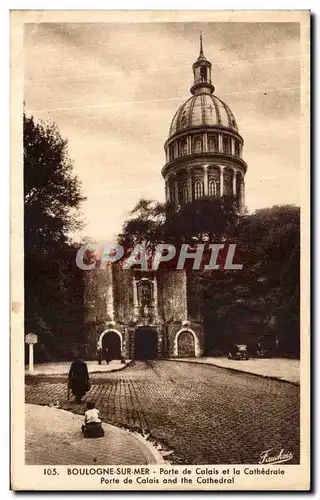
43, 468, 58, 475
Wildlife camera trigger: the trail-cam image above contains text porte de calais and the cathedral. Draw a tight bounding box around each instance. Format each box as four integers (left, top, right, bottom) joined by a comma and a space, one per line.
84, 37, 248, 361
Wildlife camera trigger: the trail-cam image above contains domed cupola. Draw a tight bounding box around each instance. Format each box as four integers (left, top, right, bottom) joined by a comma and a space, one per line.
190, 34, 215, 96
162, 35, 247, 214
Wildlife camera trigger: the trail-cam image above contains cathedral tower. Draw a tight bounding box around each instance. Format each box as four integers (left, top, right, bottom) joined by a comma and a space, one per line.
83, 37, 250, 361
162, 36, 247, 212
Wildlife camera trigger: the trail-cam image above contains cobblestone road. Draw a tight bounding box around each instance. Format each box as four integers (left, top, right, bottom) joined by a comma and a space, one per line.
25, 360, 300, 465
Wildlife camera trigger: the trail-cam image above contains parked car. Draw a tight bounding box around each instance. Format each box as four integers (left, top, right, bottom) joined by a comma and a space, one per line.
228, 344, 250, 360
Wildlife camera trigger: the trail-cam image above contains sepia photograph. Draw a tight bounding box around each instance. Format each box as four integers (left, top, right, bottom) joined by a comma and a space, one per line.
11, 10, 310, 491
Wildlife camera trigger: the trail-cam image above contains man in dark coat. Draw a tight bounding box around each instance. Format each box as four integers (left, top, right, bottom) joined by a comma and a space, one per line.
97, 347, 103, 365
104, 347, 112, 365
68, 355, 90, 404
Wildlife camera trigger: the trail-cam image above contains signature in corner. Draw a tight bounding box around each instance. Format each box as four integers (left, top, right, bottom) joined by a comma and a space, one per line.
259, 448, 293, 465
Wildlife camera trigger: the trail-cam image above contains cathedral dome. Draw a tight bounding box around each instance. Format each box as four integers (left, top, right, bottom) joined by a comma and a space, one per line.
162, 35, 247, 214
169, 93, 238, 138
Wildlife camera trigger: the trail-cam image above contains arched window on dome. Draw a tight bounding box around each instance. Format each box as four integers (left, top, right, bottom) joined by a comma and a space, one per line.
223, 136, 231, 155
234, 140, 240, 157
180, 139, 188, 157
208, 135, 218, 153
193, 136, 202, 154
208, 180, 218, 198
194, 180, 204, 200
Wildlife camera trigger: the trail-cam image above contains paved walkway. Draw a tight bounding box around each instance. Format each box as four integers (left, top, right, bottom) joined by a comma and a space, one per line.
170, 357, 300, 384
25, 404, 163, 465
26, 360, 300, 465
25, 360, 130, 376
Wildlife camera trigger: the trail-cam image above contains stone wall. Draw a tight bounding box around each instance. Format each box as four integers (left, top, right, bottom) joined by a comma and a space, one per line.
157, 270, 188, 323
186, 271, 204, 323
113, 264, 134, 324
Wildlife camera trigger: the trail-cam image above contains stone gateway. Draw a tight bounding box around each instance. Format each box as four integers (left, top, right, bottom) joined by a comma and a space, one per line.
84, 266, 204, 359
84, 37, 247, 360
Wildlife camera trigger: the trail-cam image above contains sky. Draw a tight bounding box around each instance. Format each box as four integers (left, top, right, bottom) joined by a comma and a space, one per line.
24, 21, 304, 241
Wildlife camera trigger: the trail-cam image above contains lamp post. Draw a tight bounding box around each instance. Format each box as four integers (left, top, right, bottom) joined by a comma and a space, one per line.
25, 333, 38, 372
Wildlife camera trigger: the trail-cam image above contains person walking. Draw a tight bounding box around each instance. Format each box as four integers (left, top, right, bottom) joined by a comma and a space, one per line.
97, 346, 103, 365
104, 347, 112, 365
68, 354, 90, 404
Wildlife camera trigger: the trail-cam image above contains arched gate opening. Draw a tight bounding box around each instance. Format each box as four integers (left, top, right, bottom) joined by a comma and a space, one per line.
177, 330, 196, 357
101, 331, 121, 360
135, 327, 158, 360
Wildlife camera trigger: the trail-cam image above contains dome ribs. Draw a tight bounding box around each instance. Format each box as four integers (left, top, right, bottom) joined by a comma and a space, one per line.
215, 95, 238, 132
179, 97, 192, 133
167, 94, 239, 140
188, 96, 197, 128
169, 107, 181, 136
200, 94, 206, 125
210, 95, 222, 127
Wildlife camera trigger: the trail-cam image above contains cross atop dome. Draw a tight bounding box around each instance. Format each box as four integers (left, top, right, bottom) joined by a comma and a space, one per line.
199, 33, 204, 56
197, 33, 207, 61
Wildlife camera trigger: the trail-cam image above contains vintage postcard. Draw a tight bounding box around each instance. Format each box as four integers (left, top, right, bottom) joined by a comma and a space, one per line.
11, 10, 310, 491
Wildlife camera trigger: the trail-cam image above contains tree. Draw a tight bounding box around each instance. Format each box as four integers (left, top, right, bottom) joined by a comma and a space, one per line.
118, 199, 166, 251
199, 205, 300, 357
24, 114, 85, 252
24, 114, 86, 361
119, 196, 238, 249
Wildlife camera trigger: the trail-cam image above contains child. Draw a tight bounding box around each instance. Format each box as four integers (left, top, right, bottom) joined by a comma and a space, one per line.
82, 401, 105, 438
